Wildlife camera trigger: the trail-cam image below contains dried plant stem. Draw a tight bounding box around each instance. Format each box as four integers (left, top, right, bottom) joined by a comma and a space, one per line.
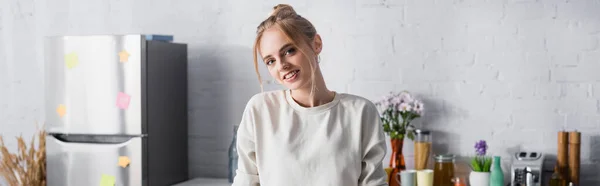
0, 129, 46, 186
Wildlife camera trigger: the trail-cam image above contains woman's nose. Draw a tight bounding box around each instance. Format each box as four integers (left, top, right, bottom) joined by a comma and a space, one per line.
278, 60, 290, 70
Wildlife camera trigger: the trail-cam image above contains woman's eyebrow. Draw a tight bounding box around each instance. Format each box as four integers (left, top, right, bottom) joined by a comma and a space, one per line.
262, 43, 293, 59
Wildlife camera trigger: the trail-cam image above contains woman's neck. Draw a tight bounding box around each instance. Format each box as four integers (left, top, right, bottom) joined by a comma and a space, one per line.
289, 75, 334, 108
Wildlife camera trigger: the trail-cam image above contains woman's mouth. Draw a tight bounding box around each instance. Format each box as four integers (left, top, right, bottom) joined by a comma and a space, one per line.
283, 70, 300, 82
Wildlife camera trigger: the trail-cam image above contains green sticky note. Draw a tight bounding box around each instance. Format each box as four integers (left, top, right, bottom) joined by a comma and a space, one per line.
65, 52, 79, 69
100, 174, 115, 186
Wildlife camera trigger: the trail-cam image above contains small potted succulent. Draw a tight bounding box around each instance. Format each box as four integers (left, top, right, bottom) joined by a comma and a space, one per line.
470, 140, 492, 186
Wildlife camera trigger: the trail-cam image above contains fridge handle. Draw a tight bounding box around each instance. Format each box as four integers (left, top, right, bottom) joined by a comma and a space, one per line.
48, 133, 145, 147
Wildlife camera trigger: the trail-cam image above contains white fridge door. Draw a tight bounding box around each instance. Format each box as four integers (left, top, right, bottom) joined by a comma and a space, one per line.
44, 35, 145, 135
46, 134, 144, 186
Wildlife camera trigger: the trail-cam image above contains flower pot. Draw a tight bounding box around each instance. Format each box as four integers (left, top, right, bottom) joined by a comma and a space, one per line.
469, 171, 490, 186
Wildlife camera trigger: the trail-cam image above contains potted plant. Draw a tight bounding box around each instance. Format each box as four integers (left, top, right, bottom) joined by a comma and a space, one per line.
470, 140, 492, 186
375, 91, 424, 186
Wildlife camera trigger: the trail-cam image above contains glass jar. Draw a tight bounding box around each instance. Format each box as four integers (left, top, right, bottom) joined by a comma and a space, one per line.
433, 154, 455, 186
414, 129, 431, 170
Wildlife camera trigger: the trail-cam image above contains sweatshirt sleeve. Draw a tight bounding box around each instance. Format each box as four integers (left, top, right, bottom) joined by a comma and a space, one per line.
358, 102, 388, 186
231, 101, 260, 186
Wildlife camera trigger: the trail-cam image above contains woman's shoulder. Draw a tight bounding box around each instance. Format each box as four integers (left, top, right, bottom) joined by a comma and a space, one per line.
337, 92, 378, 111
244, 89, 286, 108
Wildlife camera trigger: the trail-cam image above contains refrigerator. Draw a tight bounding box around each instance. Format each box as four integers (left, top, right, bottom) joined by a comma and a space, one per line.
44, 34, 188, 186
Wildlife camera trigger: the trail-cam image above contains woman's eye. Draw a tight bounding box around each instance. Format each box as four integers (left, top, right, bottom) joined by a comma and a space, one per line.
266, 60, 274, 65
284, 48, 296, 56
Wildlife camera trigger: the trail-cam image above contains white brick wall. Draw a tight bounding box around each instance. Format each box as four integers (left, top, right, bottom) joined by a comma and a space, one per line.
1, 0, 599, 184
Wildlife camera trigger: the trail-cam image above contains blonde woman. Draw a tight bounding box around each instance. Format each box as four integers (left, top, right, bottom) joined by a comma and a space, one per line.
232, 4, 387, 186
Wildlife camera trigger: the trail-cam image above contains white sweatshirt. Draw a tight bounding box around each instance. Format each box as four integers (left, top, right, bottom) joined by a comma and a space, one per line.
232, 89, 388, 186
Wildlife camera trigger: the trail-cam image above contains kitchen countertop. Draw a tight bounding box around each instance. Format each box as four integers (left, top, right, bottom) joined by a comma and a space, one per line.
171, 177, 231, 186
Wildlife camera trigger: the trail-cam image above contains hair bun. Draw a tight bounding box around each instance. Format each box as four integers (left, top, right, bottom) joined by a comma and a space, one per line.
269, 4, 297, 18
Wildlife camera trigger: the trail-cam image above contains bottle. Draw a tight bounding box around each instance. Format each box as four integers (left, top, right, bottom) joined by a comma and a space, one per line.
550, 165, 566, 186
228, 126, 239, 183
490, 156, 504, 186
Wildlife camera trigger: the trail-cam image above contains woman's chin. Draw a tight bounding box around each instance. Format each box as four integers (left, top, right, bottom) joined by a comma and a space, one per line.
282, 79, 308, 90
282, 83, 301, 90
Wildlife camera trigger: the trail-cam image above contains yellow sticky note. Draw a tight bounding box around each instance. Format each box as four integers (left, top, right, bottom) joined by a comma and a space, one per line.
118, 156, 130, 168
118, 50, 130, 63
56, 104, 66, 118
100, 174, 115, 186
65, 52, 79, 69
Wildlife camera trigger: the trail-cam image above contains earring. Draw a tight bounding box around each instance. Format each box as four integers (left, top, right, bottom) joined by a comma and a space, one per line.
317, 55, 321, 63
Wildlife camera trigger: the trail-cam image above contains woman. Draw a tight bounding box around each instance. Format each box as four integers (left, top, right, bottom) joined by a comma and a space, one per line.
232, 4, 387, 186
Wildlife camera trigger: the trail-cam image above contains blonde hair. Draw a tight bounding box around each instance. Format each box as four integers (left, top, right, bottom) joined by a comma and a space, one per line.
253, 4, 319, 100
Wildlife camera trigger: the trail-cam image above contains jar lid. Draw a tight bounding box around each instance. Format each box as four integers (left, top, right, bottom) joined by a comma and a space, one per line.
415, 129, 430, 135
434, 154, 455, 162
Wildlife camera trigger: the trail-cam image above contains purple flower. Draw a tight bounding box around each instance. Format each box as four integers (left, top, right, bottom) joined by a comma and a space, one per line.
399, 92, 413, 104
397, 103, 412, 112
413, 100, 424, 116
474, 140, 487, 156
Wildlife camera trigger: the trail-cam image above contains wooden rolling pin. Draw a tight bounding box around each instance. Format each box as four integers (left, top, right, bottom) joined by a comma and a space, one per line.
558, 131, 569, 186
568, 131, 580, 185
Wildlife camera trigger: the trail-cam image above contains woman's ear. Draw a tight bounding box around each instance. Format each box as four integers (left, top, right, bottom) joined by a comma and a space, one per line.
313, 34, 323, 55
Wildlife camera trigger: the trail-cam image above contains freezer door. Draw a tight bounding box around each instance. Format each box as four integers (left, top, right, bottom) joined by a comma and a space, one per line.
46, 134, 145, 186
44, 35, 144, 135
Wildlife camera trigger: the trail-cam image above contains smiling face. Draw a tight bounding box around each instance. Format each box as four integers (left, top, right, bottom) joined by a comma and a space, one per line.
259, 28, 316, 90
252, 4, 323, 93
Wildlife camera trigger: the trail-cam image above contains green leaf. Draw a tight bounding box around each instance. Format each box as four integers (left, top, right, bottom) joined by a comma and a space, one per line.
383, 124, 390, 133
483, 157, 492, 172
407, 113, 415, 121
406, 130, 415, 141
471, 158, 482, 172
392, 122, 400, 131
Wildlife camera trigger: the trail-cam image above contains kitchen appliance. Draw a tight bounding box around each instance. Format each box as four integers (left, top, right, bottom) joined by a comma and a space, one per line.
44, 34, 188, 186
510, 151, 545, 186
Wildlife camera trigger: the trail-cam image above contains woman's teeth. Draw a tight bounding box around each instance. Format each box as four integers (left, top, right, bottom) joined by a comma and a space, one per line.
284, 70, 299, 79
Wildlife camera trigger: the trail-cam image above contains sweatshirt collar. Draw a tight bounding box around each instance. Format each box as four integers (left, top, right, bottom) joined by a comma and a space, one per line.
284, 89, 341, 113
